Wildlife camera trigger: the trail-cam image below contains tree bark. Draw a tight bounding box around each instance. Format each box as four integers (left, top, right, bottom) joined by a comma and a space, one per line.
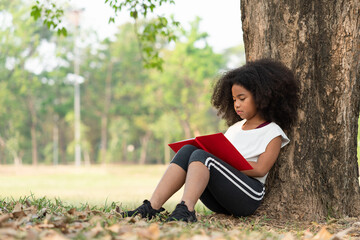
241, 0, 360, 220
180, 119, 192, 139
122, 140, 128, 163
27, 96, 38, 166
59, 120, 67, 165
0, 136, 5, 164
139, 130, 152, 164
53, 114, 59, 165
100, 61, 113, 164
163, 133, 170, 164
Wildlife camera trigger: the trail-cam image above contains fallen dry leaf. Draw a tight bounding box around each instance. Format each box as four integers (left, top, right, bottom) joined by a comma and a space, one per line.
148, 223, 160, 239
189, 234, 211, 240
303, 229, 314, 239
67, 208, 77, 215
106, 223, 122, 233
25, 228, 39, 240
24, 199, 31, 207
13, 202, 23, 212
1, 196, 360, 240
12, 202, 27, 219
23, 205, 37, 215
91, 210, 105, 216
281, 232, 295, 240
0, 227, 18, 237
39, 229, 68, 240
50, 215, 68, 229
0, 213, 12, 224
117, 225, 133, 235
118, 231, 138, 240
312, 227, 333, 240
134, 219, 148, 227
209, 231, 226, 240
38, 223, 56, 229
88, 222, 104, 238
89, 215, 103, 224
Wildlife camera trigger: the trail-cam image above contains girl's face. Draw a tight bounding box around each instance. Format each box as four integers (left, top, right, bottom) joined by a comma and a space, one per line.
231, 84, 259, 122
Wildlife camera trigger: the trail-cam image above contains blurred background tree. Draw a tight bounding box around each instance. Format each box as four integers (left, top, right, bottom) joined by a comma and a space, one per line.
0, 0, 241, 165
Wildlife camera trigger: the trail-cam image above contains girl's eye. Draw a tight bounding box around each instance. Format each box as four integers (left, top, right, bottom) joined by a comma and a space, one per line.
240, 98, 245, 101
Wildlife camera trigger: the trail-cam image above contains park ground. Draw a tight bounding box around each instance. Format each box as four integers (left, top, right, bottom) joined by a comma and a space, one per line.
0, 165, 359, 239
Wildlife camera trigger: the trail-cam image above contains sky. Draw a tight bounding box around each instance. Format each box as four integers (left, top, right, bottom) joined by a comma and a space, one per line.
74, 0, 244, 53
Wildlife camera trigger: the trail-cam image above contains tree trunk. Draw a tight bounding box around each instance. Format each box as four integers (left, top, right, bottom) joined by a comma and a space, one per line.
163, 133, 170, 164
241, 0, 360, 220
59, 120, 67, 165
0, 136, 5, 164
180, 119, 192, 139
100, 61, 113, 164
53, 114, 59, 165
27, 96, 38, 166
83, 149, 91, 165
122, 140, 127, 163
139, 130, 152, 164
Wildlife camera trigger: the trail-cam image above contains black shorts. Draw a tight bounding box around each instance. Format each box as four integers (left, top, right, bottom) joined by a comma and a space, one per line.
171, 144, 265, 217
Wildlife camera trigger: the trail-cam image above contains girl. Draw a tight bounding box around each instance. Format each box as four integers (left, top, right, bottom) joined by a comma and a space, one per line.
121, 58, 299, 222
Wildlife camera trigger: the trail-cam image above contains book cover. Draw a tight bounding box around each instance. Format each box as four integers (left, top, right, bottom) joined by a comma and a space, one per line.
168, 133, 253, 171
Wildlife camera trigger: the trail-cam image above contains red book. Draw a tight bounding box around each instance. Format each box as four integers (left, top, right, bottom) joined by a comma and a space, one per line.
168, 133, 253, 171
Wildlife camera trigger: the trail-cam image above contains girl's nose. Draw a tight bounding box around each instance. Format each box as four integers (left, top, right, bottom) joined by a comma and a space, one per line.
234, 99, 241, 107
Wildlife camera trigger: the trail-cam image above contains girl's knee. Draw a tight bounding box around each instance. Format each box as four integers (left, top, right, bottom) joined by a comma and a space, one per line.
178, 144, 198, 154
188, 149, 208, 166
171, 144, 199, 172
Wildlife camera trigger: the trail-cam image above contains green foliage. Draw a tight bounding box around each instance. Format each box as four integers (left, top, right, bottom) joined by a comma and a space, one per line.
0, 0, 78, 165
30, 0, 67, 36
136, 15, 180, 70
1, 0, 243, 165
105, 0, 175, 19
30, 0, 180, 70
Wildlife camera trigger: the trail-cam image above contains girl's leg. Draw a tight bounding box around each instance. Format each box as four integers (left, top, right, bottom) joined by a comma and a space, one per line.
149, 144, 199, 209
201, 156, 264, 216
181, 161, 209, 211
165, 149, 211, 222
165, 158, 209, 223
121, 145, 199, 219
199, 187, 230, 214
183, 149, 264, 217
149, 163, 186, 209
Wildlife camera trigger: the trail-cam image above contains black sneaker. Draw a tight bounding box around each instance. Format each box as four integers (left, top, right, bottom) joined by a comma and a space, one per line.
165, 201, 197, 222
121, 200, 165, 220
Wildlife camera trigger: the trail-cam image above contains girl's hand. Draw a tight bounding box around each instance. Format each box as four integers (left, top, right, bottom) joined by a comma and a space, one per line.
241, 136, 282, 177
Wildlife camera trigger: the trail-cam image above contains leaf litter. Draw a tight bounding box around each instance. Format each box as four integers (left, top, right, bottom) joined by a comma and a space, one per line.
0, 197, 359, 240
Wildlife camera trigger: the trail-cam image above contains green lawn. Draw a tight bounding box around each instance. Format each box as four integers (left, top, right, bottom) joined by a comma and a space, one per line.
0, 165, 189, 210
1, 165, 359, 239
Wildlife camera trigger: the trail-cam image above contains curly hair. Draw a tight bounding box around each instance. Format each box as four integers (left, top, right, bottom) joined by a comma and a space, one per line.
211, 58, 299, 131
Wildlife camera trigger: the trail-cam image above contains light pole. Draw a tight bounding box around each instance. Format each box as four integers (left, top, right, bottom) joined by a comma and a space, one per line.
68, 9, 84, 166
66, 72, 84, 166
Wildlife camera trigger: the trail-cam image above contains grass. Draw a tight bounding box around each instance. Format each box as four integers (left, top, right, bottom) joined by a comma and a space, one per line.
0, 164, 202, 211
0, 195, 318, 240
0, 165, 359, 239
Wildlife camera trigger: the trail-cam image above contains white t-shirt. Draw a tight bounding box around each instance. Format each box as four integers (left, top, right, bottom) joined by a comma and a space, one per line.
224, 120, 289, 184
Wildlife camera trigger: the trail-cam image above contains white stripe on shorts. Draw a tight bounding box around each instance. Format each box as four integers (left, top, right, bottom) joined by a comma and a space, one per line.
205, 157, 265, 201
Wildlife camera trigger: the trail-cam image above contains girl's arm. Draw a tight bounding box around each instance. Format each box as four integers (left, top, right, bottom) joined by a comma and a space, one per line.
241, 136, 282, 177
